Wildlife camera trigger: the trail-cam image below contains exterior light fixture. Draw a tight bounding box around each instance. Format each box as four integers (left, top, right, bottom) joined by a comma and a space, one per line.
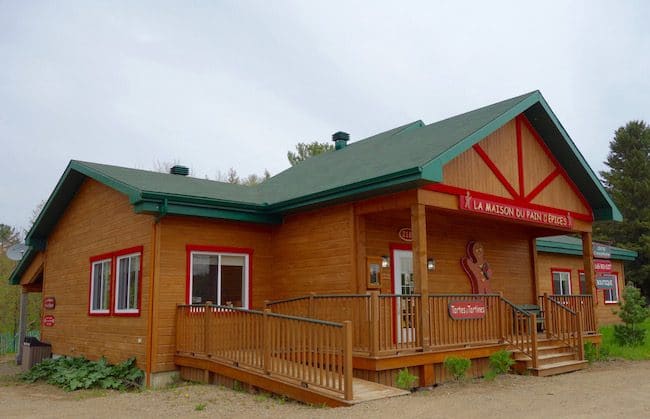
427, 258, 435, 271
381, 255, 390, 268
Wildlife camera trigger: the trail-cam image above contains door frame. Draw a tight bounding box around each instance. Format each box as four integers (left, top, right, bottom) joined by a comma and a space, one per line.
389, 243, 413, 343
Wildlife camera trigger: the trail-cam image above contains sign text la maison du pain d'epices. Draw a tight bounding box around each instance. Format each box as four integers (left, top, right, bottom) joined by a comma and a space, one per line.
459, 192, 572, 228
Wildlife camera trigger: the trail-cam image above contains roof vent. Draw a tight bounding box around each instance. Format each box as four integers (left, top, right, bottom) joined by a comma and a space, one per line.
170, 165, 189, 176
332, 131, 350, 150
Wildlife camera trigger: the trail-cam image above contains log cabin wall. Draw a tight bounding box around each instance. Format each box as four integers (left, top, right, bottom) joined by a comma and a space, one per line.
36, 179, 153, 367
536, 252, 625, 325
270, 203, 356, 299
154, 215, 273, 373
363, 209, 535, 304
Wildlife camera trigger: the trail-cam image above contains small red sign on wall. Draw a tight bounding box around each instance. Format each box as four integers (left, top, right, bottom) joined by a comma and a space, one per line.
594, 259, 612, 273
43, 297, 56, 310
398, 228, 412, 242
448, 301, 487, 320
42, 315, 55, 327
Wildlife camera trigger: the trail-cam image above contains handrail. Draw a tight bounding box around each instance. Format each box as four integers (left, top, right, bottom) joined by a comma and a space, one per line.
176, 304, 343, 327
547, 297, 576, 315
264, 296, 311, 306
544, 294, 596, 334
500, 296, 537, 366
542, 295, 584, 360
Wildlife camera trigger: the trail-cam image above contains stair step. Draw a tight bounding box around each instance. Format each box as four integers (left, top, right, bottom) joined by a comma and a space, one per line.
530, 360, 588, 377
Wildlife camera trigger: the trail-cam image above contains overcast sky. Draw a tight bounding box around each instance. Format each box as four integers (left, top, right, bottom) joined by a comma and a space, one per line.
1, 1, 649, 232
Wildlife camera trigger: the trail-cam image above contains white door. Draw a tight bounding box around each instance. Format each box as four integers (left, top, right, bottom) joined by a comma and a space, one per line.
393, 250, 416, 343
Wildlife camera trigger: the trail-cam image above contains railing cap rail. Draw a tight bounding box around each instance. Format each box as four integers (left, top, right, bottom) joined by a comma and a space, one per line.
500, 296, 532, 316
546, 297, 577, 315
176, 304, 344, 327
428, 293, 501, 298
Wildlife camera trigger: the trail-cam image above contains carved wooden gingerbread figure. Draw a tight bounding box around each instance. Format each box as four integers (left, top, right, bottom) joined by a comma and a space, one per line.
460, 241, 492, 294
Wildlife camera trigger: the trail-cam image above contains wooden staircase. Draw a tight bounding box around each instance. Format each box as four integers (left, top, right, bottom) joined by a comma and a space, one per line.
513, 337, 587, 376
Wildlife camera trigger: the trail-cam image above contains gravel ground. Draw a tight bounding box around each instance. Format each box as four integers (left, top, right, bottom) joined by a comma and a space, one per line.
2, 357, 650, 418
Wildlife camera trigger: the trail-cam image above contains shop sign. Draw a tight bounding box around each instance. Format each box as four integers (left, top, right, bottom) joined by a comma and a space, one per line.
459, 193, 572, 229
594, 259, 612, 273
42, 315, 55, 327
593, 243, 611, 259
448, 301, 486, 320
398, 227, 412, 242
595, 276, 615, 290
43, 297, 56, 310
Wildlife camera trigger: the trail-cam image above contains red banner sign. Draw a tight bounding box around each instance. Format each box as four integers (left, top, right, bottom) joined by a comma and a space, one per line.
594, 259, 612, 273
459, 194, 572, 228
398, 227, 412, 242
448, 301, 487, 320
43, 297, 56, 310
42, 315, 55, 327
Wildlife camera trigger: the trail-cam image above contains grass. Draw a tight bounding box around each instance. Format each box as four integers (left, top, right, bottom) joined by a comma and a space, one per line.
600, 318, 650, 360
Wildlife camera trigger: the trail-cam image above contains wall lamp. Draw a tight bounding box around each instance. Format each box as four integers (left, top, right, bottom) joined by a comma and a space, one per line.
427, 258, 436, 271
381, 255, 390, 268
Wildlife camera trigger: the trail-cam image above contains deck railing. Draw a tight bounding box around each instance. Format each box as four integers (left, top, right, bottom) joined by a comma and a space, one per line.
266, 293, 423, 355
542, 296, 584, 360
538, 294, 596, 334
428, 294, 502, 347
501, 297, 538, 367
176, 304, 353, 400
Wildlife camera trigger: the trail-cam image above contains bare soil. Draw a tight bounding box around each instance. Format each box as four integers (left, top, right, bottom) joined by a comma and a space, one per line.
2, 357, 649, 418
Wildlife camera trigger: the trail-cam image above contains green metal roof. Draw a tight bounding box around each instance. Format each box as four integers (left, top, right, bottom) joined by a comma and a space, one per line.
10, 90, 623, 285
536, 235, 637, 261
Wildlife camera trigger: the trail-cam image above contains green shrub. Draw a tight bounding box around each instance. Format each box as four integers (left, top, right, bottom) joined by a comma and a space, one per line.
583, 342, 609, 363
395, 368, 418, 390
488, 350, 514, 375
21, 356, 143, 391
443, 356, 471, 381
614, 286, 649, 347
483, 369, 497, 381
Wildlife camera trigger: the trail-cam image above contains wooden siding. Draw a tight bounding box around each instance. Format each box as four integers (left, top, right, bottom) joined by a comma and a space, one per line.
536, 252, 625, 325
19, 251, 44, 285
271, 204, 356, 298
441, 115, 591, 217
363, 209, 535, 304
39, 179, 152, 367
154, 215, 273, 373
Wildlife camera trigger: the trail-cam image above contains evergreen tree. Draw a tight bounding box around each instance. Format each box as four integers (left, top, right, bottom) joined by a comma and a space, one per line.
595, 121, 650, 297
287, 141, 334, 166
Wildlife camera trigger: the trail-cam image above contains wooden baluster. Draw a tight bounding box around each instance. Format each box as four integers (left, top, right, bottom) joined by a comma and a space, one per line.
369, 291, 380, 356
531, 314, 538, 368
343, 320, 353, 401
577, 311, 585, 360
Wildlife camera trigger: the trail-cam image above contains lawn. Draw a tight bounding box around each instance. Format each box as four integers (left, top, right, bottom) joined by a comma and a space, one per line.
599, 318, 650, 360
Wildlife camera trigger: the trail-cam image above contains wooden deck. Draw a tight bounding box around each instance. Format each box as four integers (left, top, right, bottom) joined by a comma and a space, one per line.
175, 353, 408, 407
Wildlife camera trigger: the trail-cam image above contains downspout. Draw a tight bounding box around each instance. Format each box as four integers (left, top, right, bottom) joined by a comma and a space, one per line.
146, 198, 168, 387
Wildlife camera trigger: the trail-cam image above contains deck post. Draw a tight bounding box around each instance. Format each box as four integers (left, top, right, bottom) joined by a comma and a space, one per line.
531, 313, 538, 369
263, 309, 271, 374
411, 203, 430, 349
581, 232, 598, 330
577, 310, 585, 360
498, 291, 505, 342
543, 293, 551, 338
15, 289, 28, 365
369, 291, 380, 356
343, 320, 354, 401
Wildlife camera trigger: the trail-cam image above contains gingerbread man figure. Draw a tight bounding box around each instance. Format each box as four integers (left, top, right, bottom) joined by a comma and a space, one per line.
460, 241, 492, 294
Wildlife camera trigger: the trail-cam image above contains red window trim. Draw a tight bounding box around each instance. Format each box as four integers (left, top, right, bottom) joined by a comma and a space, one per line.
603, 271, 620, 305
88, 246, 144, 317
185, 245, 254, 308
550, 268, 572, 295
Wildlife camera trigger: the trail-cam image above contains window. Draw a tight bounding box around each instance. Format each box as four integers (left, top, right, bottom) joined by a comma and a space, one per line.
603, 273, 619, 304
188, 246, 251, 308
115, 253, 141, 314
552, 269, 571, 295
90, 258, 111, 314
88, 246, 143, 316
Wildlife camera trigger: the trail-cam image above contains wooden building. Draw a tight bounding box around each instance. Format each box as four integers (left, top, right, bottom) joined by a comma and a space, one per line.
9, 91, 633, 406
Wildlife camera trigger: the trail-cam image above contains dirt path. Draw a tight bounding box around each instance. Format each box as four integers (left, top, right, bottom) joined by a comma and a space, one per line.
2, 359, 650, 418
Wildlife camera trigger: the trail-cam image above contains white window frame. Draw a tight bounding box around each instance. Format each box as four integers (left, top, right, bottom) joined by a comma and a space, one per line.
603, 273, 620, 304
90, 258, 112, 314
552, 270, 572, 295
114, 252, 141, 314
189, 251, 249, 308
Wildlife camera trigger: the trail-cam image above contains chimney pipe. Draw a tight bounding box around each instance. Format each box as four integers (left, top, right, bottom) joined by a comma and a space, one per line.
332, 131, 350, 150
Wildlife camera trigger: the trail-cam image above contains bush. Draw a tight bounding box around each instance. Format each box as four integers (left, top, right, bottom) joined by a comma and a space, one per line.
395, 367, 418, 390
488, 350, 514, 375
443, 356, 471, 381
614, 286, 649, 347
21, 356, 143, 391
584, 342, 609, 363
